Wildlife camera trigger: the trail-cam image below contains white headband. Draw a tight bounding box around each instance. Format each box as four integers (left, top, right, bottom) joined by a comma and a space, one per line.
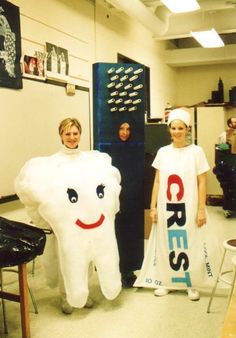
167, 108, 190, 127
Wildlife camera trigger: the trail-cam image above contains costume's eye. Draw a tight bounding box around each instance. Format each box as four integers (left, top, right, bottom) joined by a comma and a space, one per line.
67, 188, 78, 203
96, 184, 105, 199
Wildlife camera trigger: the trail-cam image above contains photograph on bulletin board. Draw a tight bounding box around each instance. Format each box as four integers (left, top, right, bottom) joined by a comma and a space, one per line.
0, 1, 22, 89
46, 42, 69, 82
23, 55, 46, 80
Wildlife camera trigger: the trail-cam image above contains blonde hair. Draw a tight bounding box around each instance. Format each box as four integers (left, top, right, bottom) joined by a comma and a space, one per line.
58, 117, 82, 136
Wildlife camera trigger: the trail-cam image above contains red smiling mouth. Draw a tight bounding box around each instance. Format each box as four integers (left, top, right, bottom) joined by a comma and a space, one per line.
75, 214, 105, 229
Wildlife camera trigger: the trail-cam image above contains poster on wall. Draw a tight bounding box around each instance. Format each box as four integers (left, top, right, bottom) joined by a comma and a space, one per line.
0, 1, 22, 89
46, 42, 69, 82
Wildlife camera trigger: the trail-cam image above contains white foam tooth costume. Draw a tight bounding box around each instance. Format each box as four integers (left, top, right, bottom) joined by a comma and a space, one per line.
15, 151, 122, 308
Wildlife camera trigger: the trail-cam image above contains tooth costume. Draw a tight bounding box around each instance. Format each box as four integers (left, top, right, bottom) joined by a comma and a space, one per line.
15, 148, 122, 308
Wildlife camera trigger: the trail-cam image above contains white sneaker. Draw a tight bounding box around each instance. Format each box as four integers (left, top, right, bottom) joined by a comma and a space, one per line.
187, 289, 200, 301
154, 287, 169, 297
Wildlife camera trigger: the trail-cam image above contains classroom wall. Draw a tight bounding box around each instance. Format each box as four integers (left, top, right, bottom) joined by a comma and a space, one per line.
13, 0, 95, 87
176, 63, 236, 106
12, 0, 177, 118
6, 1, 236, 124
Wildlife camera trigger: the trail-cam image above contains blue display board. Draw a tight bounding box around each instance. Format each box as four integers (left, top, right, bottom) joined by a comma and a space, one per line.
93, 62, 144, 274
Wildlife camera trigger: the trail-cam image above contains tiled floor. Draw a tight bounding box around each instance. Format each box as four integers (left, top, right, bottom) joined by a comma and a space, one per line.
0, 205, 235, 338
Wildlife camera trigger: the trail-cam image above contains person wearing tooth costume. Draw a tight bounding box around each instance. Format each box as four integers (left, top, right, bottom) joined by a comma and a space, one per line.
134, 108, 222, 301
15, 117, 122, 314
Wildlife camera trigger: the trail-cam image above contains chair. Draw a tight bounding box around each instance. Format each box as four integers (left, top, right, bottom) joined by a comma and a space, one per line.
207, 238, 236, 313
0, 265, 39, 334
0, 265, 34, 336
0, 217, 46, 338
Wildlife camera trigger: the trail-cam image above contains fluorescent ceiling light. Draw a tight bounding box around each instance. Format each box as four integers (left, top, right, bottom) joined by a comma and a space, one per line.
191, 28, 224, 48
161, 0, 200, 13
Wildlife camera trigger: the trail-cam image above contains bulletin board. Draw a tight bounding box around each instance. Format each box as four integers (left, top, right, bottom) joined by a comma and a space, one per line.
0, 78, 91, 201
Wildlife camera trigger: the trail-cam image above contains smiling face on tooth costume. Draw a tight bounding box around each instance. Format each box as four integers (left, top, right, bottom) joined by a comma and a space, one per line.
15, 150, 122, 308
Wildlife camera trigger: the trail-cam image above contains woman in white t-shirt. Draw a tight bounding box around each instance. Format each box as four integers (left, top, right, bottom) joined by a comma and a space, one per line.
149, 108, 211, 301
